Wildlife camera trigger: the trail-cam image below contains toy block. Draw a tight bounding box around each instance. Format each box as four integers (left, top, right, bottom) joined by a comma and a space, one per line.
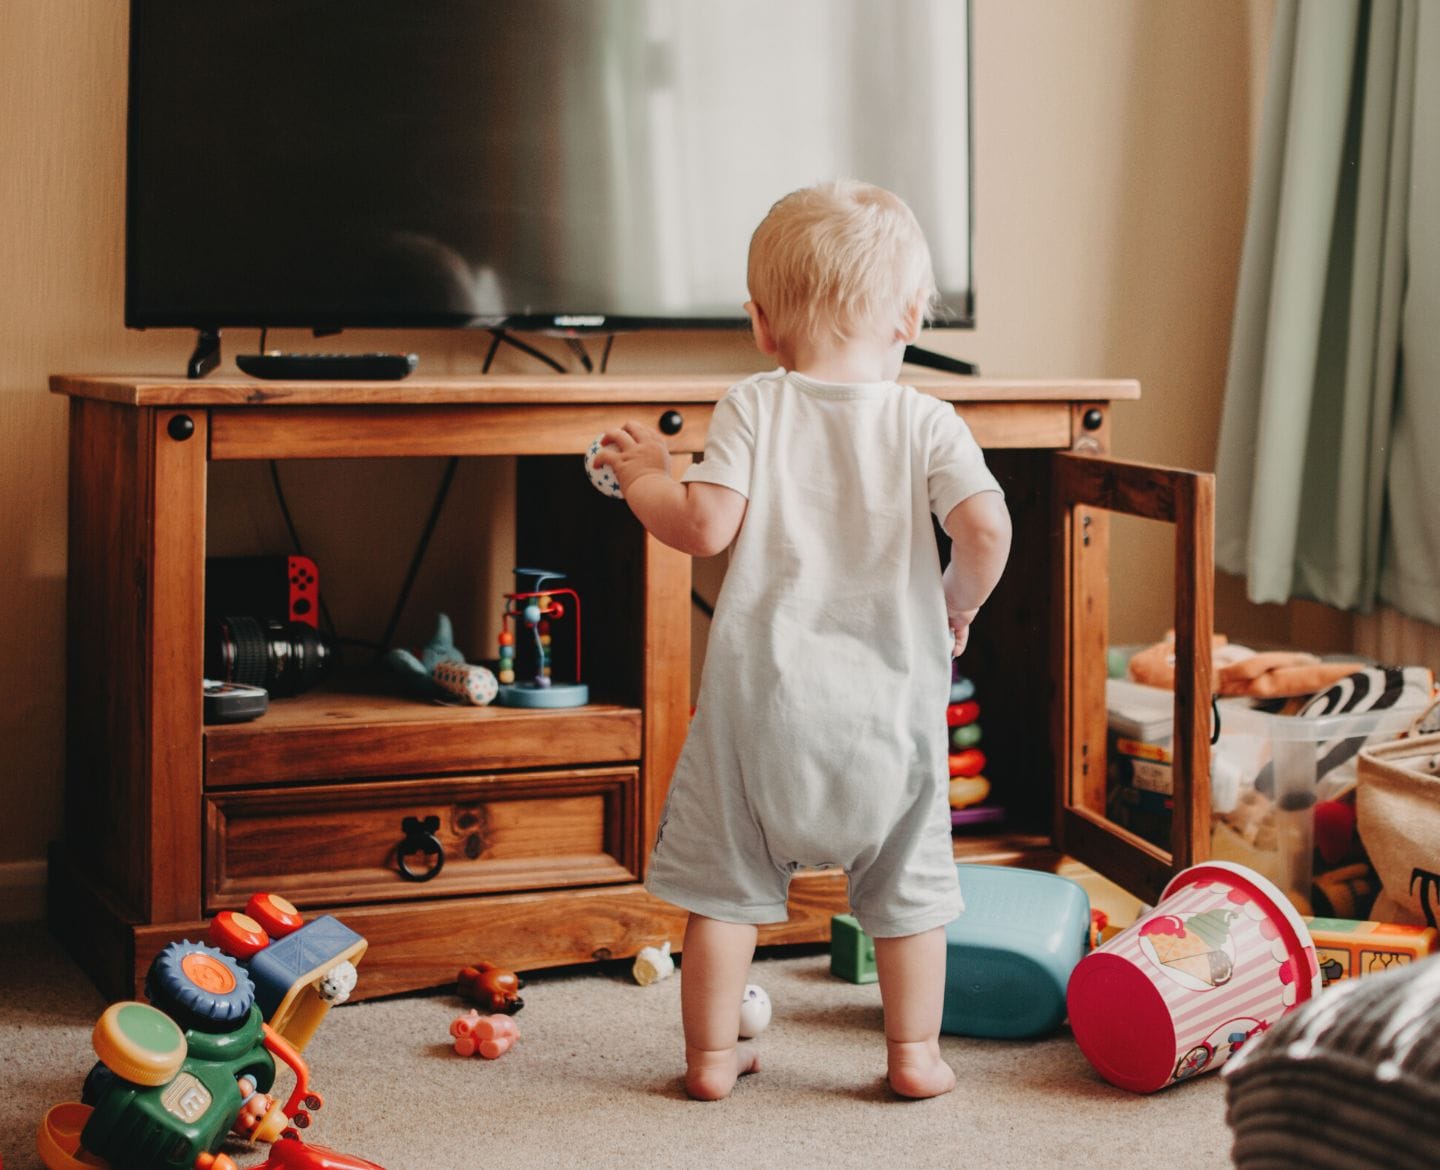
1304, 916, 1439, 985
829, 914, 877, 984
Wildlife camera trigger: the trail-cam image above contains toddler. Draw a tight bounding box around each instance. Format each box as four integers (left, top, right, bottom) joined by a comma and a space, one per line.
594, 179, 1011, 1100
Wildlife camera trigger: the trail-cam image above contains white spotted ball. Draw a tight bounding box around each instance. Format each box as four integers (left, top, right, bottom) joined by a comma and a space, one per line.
738, 983, 771, 1038
584, 435, 624, 499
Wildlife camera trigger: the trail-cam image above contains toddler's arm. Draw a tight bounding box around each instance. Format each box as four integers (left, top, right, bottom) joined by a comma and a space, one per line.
941, 491, 1011, 655
594, 421, 746, 557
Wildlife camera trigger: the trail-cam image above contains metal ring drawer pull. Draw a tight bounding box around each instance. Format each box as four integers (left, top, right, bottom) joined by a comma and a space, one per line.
396, 815, 445, 882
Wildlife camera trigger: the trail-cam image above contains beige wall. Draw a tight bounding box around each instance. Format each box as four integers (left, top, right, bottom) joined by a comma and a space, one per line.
1, 1, 1283, 876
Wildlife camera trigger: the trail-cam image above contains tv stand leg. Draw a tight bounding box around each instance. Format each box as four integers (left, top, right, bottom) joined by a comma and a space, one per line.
903, 344, 977, 376
187, 329, 221, 379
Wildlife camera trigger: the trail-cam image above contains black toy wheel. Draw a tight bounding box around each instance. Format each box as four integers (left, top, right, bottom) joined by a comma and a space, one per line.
145, 940, 255, 1030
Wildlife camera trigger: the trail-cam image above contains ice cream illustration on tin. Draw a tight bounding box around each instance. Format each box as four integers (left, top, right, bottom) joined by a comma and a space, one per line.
1138, 908, 1238, 990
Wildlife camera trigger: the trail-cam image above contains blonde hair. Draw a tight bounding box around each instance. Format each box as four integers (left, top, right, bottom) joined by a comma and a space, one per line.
746, 179, 938, 352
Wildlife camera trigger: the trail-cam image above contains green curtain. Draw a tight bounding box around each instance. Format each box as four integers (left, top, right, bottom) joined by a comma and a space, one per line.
1215, 0, 1439, 622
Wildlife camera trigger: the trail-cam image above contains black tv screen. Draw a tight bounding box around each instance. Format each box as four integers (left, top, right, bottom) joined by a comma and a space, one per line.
126, 0, 973, 334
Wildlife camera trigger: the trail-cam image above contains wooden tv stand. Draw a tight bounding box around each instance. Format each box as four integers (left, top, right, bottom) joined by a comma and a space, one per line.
49, 372, 1213, 1001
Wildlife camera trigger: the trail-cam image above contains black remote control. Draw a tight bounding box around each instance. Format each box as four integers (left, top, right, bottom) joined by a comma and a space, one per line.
237, 352, 419, 381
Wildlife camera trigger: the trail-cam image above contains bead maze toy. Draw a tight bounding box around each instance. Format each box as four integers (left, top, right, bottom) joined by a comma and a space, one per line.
495, 567, 588, 708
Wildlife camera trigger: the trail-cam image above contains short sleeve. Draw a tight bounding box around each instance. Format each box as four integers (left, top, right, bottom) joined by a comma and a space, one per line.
926, 401, 1002, 522
681, 385, 755, 498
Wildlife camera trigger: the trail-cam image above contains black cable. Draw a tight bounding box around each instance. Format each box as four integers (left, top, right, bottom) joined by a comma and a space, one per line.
375, 456, 461, 654
481, 330, 503, 373
488, 328, 565, 373
259, 327, 268, 354
564, 337, 593, 372
691, 589, 714, 619
599, 334, 615, 374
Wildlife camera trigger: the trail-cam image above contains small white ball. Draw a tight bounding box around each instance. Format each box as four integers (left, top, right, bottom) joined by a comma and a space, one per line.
738, 983, 771, 1038
584, 435, 624, 499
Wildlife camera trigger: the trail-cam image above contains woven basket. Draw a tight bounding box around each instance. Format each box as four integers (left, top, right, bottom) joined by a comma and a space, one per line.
1356, 732, 1440, 928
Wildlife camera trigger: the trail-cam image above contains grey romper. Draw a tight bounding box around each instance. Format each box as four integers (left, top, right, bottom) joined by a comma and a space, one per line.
645, 369, 1003, 938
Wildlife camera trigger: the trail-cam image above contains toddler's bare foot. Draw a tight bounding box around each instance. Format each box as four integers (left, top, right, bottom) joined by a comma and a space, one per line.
685, 1043, 760, 1101
886, 1038, 956, 1099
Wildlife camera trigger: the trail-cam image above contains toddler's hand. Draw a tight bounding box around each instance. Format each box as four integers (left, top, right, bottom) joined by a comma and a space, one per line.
593, 421, 671, 495
948, 607, 978, 658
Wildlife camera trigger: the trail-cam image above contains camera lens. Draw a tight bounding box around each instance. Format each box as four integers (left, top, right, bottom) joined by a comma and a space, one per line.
207, 616, 332, 697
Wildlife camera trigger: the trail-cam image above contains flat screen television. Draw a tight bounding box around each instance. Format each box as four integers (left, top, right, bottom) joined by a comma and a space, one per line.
126, 0, 973, 344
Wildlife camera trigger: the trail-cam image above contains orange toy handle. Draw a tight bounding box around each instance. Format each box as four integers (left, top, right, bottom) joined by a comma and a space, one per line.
262, 1023, 316, 1118
249, 1023, 322, 1142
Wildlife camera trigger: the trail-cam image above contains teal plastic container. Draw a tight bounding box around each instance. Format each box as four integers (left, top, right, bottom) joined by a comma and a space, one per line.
941, 864, 1091, 1038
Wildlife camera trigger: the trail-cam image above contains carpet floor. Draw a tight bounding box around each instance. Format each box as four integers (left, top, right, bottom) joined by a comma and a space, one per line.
2, 923, 1235, 1170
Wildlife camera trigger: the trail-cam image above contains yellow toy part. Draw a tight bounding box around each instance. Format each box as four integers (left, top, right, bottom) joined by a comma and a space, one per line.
949, 774, 991, 810
36, 1102, 107, 1170
92, 1001, 187, 1086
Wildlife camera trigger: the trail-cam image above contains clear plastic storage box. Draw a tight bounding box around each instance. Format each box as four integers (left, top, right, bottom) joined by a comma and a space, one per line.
1106, 677, 1428, 912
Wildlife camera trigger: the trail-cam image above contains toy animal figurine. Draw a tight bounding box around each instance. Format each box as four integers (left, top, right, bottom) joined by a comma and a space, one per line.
632, 940, 675, 985
457, 960, 525, 1013
450, 1009, 520, 1059
317, 960, 358, 1005
382, 613, 496, 706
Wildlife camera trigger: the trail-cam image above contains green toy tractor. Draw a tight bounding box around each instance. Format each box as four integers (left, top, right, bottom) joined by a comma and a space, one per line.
37, 940, 321, 1170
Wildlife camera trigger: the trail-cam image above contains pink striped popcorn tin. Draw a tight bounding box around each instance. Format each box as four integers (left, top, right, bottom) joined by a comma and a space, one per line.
1066, 860, 1322, 1092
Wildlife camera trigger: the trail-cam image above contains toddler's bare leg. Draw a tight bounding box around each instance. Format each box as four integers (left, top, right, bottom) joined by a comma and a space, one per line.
873, 926, 956, 1099
680, 913, 760, 1100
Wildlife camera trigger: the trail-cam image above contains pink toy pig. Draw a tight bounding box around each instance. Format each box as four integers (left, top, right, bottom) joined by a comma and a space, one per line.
450, 1009, 520, 1059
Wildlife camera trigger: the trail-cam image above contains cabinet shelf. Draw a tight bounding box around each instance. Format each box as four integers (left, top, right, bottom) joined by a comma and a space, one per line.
205, 689, 642, 787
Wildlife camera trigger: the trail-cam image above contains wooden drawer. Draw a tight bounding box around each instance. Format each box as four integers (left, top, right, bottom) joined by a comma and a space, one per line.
204, 698, 643, 788
204, 767, 639, 910
208, 402, 717, 459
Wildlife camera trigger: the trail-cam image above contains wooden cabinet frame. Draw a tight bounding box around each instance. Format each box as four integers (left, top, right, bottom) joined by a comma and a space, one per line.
49, 373, 1212, 1000
1052, 452, 1215, 905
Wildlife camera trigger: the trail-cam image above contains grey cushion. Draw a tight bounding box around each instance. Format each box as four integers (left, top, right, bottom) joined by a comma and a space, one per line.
1223, 955, 1440, 1169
